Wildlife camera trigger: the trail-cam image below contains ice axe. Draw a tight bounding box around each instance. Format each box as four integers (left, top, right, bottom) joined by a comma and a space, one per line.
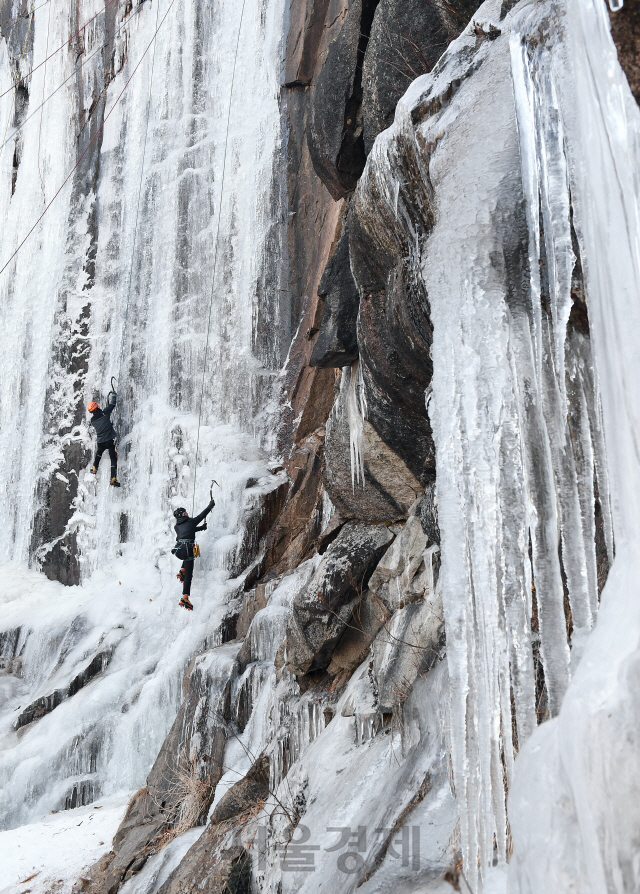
210, 479, 219, 501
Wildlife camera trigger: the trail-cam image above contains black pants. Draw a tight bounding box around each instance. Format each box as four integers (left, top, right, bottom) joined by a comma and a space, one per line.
181, 560, 194, 596
95, 439, 117, 477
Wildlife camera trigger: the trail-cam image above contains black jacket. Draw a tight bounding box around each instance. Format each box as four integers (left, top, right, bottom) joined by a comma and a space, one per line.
174, 499, 215, 542
90, 393, 117, 443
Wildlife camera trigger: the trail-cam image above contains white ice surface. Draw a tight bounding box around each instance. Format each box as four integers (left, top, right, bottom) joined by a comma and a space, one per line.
0, 793, 130, 894
118, 828, 203, 894
508, 0, 640, 891
0, 0, 287, 841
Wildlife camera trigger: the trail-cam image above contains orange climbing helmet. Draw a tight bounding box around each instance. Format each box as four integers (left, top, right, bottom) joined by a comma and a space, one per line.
87, 401, 99, 413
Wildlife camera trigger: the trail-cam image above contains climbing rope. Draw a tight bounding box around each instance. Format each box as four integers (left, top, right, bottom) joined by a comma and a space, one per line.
0, 0, 119, 100
0, 2, 145, 154
0, 0, 178, 278
114, 0, 162, 391
190, 0, 248, 514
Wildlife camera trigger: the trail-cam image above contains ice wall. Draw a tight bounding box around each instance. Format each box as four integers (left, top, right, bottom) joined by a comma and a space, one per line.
353, 0, 624, 887
508, 0, 640, 890
0, 0, 287, 829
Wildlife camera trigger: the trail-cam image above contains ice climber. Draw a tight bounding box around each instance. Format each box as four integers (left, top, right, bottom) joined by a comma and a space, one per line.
172, 498, 215, 611
87, 392, 121, 487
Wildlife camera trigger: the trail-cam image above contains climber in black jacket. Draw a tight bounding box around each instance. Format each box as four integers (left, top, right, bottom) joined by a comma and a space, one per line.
173, 498, 215, 611
87, 392, 120, 486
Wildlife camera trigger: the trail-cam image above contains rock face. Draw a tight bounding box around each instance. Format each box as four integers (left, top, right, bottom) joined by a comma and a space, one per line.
418, 480, 440, 545
80, 646, 238, 893
362, 0, 483, 152
307, 0, 378, 199
309, 226, 359, 368
155, 757, 270, 894
323, 373, 423, 522
283, 521, 393, 675
348, 161, 437, 488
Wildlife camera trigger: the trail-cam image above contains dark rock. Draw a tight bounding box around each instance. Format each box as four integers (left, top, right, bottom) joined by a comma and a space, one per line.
610, 1, 640, 106
307, 0, 380, 199
33, 439, 90, 587
251, 428, 328, 583
323, 373, 423, 522
362, 0, 482, 154
310, 226, 360, 368
284, 522, 393, 675
350, 209, 437, 485
157, 844, 248, 894
81, 646, 238, 893
209, 755, 270, 825
14, 648, 113, 730
326, 588, 391, 675
317, 514, 345, 553
156, 759, 269, 893
500, 0, 521, 17
418, 480, 439, 545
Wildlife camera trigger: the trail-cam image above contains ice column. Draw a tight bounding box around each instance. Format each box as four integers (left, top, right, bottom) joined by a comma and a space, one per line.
509, 0, 640, 890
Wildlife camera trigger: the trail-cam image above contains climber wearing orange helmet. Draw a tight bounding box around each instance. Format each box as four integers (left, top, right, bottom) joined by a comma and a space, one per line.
87, 391, 120, 486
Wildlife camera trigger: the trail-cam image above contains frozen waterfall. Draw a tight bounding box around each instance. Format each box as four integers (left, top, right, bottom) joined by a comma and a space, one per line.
1, 0, 639, 890
0, 0, 287, 830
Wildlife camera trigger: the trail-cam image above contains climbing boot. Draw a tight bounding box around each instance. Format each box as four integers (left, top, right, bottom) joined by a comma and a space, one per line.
110, 477, 121, 487
177, 568, 185, 583
90, 466, 97, 475
179, 596, 193, 611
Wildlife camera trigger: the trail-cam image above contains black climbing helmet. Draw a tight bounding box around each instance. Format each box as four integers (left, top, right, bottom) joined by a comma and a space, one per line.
173, 507, 188, 519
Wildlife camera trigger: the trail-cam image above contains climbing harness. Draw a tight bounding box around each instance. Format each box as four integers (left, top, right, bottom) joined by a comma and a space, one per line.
171, 539, 201, 562
0, 0, 178, 277
190, 0, 247, 515
113, 0, 162, 394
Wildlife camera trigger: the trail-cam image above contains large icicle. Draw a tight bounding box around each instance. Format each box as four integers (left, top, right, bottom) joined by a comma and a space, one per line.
509, 0, 640, 889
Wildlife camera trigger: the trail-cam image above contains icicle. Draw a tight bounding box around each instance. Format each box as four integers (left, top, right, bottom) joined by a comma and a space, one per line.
344, 360, 367, 489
